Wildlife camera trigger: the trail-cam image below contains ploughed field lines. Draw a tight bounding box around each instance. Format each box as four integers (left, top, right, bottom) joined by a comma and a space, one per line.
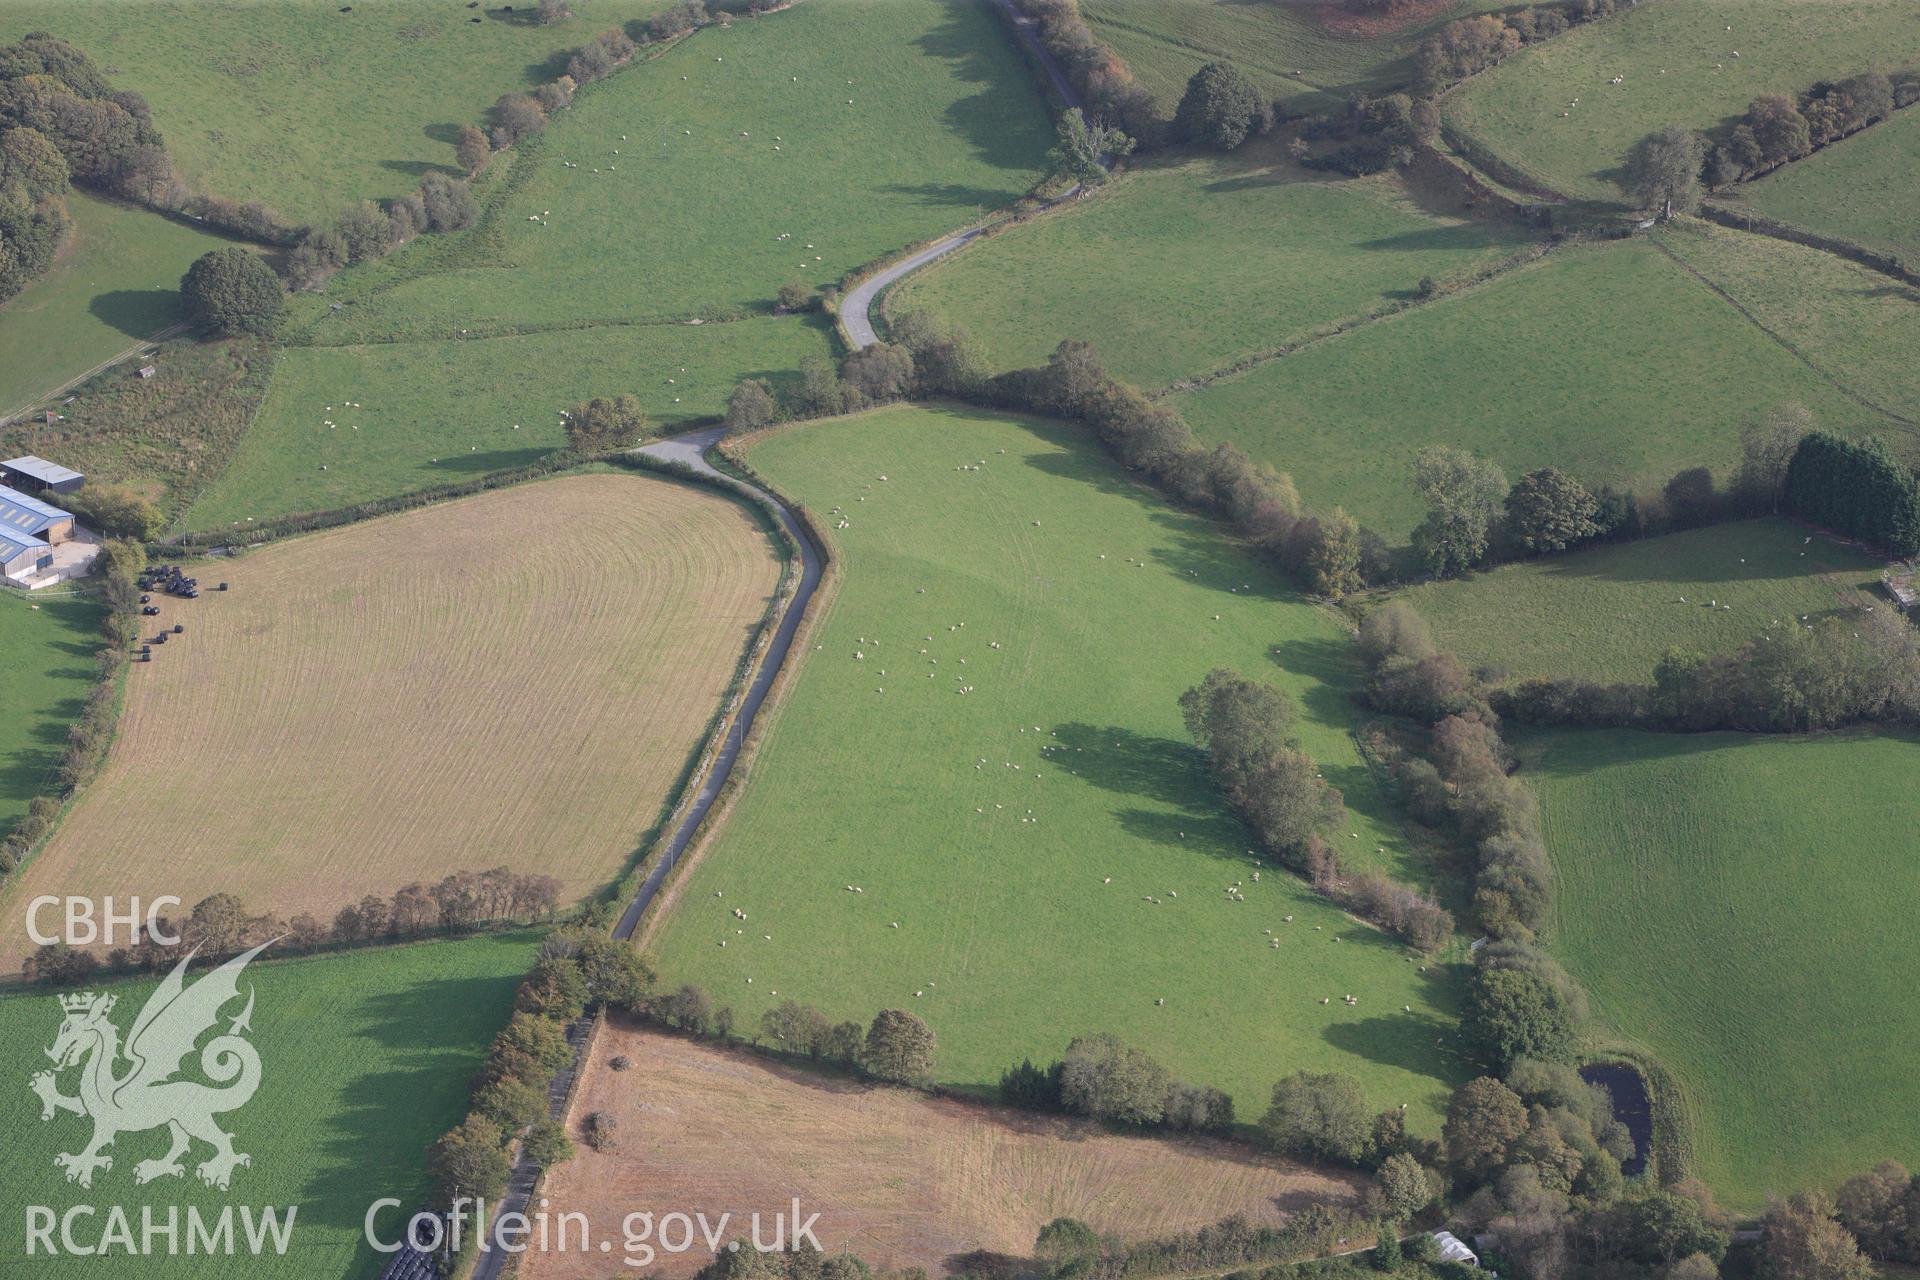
0, 473, 780, 972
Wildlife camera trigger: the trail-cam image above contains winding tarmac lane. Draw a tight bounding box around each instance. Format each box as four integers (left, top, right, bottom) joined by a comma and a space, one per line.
465, 17, 1090, 1277
611, 428, 824, 943
840, 0, 1087, 352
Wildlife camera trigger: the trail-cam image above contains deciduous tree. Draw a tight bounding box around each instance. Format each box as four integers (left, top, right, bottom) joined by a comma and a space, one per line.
1412, 445, 1506, 576
1625, 125, 1706, 218
863, 1008, 936, 1083
1174, 61, 1269, 151
1262, 1070, 1372, 1165
181, 247, 283, 336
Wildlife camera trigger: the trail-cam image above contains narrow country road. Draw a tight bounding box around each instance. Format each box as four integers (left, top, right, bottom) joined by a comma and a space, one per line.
465, 14, 1086, 1277
612, 428, 825, 943
463, 429, 823, 1280
839, 0, 1088, 351
840, 229, 995, 349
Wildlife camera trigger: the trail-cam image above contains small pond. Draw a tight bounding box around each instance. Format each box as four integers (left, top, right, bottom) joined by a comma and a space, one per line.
1581, 1062, 1652, 1177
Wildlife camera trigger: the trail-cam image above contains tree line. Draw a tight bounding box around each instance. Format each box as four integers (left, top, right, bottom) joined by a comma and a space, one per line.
0, 33, 170, 303
1181, 667, 1453, 951
0, 30, 371, 251
998, 1033, 1234, 1135
1625, 67, 1917, 222
1013, 0, 1160, 147
425, 927, 653, 1218
21, 868, 565, 986
1155, 0, 1624, 179
1356, 602, 1565, 954
1494, 603, 1920, 736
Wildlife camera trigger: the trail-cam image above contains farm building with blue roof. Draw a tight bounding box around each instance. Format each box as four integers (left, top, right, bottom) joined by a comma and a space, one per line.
0, 482, 78, 588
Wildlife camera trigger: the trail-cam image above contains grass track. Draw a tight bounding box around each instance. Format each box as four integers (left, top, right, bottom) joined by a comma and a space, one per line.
0, 590, 103, 836
1387, 519, 1885, 684
0, 0, 677, 224
649, 404, 1467, 1131
0, 193, 248, 415
2, 473, 781, 971
1724, 108, 1920, 283
1442, 0, 1920, 205
0, 932, 538, 1279
1526, 728, 1920, 1210
1081, 0, 1509, 117
183, 318, 827, 532
893, 149, 1534, 390
1652, 220, 1920, 426
1174, 239, 1889, 546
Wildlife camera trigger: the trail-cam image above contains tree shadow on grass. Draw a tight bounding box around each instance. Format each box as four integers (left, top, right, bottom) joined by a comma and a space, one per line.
1145, 519, 1292, 602
916, 0, 1052, 173
88, 290, 179, 340
302, 970, 525, 1231
1512, 724, 1776, 783
1047, 723, 1208, 808
379, 158, 460, 180
426, 446, 553, 476
1019, 444, 1148, 504
1267, 636, 1370, 729
876, 181, 1020, 210
1322, 1013, 1466, 1101
1353, 223, 1523, 254
1114, 805, 1250, 855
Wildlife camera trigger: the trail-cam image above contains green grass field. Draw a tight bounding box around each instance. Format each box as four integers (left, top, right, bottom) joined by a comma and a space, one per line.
650, 404, 1468, 1130
1526, 728, 1920, 1209
0, 931, 536, 1278
892, 149, 1534, 389
1174, 238, 1888, 548
0, 0, 676, 225
305, 0, 1053, 343
1732, 107, 1920, 268
1653, 219, 1920, 426
1081, 0, 1508, 117
1386, 519, 1885, 684
1442, 0, 1920, 204
0, 193, 250, 416
182, 316, 825, 532
0, 591, 103, 836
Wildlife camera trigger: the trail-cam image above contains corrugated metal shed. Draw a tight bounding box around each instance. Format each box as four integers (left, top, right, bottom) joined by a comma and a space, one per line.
1, 455, 84, 493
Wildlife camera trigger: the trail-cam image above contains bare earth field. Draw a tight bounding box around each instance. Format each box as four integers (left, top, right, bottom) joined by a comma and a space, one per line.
525, 1022, 1362, 1280
0, 472, 780, 971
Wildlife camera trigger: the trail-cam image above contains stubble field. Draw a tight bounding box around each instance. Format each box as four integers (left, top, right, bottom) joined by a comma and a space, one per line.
526, 1020, 1363, 1280
1, 473, 780, 971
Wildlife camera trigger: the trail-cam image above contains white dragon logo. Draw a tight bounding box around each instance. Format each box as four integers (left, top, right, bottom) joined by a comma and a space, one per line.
29, 941, 270, 1191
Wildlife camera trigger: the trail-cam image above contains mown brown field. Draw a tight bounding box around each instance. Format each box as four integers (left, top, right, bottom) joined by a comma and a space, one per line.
1, 473, 779, 971
524, 1022, 1362, 1280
